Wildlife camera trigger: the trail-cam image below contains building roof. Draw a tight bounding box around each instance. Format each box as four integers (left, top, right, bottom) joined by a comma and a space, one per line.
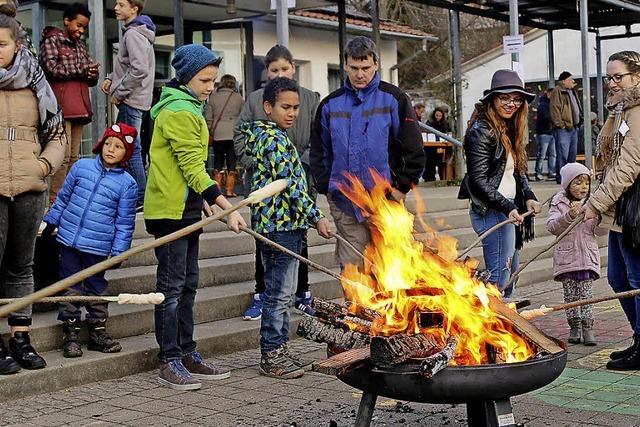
289, 8, 436, 40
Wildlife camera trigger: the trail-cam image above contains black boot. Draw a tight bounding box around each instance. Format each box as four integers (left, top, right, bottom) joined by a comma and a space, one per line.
0, 338, 20, 375
62, 320, 83, 358
606, 333, 640, 371
87, 320, 121, 353
610, 334, 639, 360
9, 331, 46, 370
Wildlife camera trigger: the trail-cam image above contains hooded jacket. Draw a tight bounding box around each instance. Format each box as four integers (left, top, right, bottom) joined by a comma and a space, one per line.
44, 156, 137, 257
107, 15, 156, 111
143, 81, 222, 235
241, 120, 323, 234
309, 73, 424, 222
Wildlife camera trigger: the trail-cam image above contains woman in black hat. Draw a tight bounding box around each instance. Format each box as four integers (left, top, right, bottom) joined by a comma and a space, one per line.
458, 69, 541, 298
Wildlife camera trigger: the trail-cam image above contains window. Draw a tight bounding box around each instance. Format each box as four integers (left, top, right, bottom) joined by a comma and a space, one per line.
328, 65, 342, 93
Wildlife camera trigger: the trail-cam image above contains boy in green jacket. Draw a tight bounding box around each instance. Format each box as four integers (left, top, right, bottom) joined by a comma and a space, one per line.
144, 44, 246, 391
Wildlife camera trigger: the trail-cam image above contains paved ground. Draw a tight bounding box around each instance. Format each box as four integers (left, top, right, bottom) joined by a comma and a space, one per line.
1, 277, 639, 426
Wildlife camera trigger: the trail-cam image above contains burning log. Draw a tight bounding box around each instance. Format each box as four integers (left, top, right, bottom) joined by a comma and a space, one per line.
312, 346, 371, 376
370, 333, 442, 365
419, 336, 458, 378
312, 298, 381, 322
296, 316, 370, 349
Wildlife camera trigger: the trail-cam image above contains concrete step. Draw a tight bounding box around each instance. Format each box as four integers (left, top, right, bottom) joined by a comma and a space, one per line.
2, 271, 342, 354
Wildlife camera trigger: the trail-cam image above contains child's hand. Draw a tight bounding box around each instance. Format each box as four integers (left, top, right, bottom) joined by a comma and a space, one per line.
226, 210, 246, 234
316, 218, 333, 239
101, 79, 111, 94
568, 202, 581, 219
202, 201, 214, 217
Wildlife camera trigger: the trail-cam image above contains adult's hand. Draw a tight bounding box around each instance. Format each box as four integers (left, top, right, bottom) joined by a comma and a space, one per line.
526, 199, 542, 215
110, 96, 120, 105
226, 211, 246, 233
389, 189, 406, 202
509, 209, 524, 225
101, 79, 111, 95
582, 204, 600, 221
316, 217, 333, 239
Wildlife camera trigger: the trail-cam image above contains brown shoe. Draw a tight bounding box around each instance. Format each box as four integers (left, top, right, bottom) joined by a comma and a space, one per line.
212, 170, 224, 187
158, 360, 202, 391
182, 351, 230, 380
225, 170, 238, 197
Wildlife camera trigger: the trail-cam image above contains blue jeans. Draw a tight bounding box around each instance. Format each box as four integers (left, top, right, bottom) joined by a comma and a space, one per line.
535, 133, 556, 177
117, 103, 146, 206
470, 208, 519, 298
153, 233, 199, 362
608, 231, 640, 334
553, 127, 578, 182
258, 230, 303, 353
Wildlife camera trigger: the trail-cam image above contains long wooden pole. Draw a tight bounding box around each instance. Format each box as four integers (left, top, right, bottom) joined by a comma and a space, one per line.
521, 289, 640, 320
0, 180, 287, 319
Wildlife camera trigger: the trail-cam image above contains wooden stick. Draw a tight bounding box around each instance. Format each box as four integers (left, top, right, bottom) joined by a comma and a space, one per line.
370, 333, 442, 365
521, 288, 640, 320
0, 293, 164, 305
312, 346, 371, 376
0, 180, 288, 319
419, 336, 458, 378
331, 232, 371, 264
506, 213, 585, 289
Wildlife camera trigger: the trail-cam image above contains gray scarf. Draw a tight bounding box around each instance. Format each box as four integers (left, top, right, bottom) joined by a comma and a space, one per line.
0, 47, 65, 147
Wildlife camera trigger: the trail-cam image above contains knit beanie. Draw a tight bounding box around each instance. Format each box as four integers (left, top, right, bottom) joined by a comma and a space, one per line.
558, 71, 572, 82
93, 123, 137, 166
560, 163, 590, 191
171, 44, 222, 84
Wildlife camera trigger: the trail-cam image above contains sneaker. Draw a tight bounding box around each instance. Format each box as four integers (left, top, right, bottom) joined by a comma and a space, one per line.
282, 343, 314, 371
158, 360, 202, 391
259, 346, 305, 379
183, 351, 231, 380
242, 293, 263, 321
534, 174, 543, 181
9, 332, 46, 370
0, 338, 20, 375
295, 292, 316, 316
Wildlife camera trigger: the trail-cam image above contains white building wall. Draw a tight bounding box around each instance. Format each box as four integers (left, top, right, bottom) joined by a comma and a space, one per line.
461, 25, 640, 131
253, 20, 398, 98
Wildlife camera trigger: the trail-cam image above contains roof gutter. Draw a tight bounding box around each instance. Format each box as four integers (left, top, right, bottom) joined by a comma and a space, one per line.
598, 0, 640, 13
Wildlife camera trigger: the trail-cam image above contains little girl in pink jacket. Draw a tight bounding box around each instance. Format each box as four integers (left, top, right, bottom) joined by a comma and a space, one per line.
546, 163, 608, 346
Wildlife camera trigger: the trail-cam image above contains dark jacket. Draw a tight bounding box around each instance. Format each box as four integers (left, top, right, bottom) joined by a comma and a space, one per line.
458, 117, 537, 218
535, 94, 553, 135
310, 73, 424, 221
44, 156, 137, 257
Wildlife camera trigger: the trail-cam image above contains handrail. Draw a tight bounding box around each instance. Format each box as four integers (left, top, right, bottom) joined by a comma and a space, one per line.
418, 122, 463, 148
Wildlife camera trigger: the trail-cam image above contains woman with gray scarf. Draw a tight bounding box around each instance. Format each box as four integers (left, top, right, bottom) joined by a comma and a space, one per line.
0, 15, 66, 375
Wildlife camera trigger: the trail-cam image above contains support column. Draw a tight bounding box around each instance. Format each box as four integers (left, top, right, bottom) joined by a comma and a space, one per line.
244, 22, 255, 93
509, 0, 519, 64
371, 0, 382, 69
547, 30, 555, 88
449, 9, 465, 179
174, 0, 184, 47
89, 0, 107, 145
595, 33, 604, 123
580, 0, 592, 168
338, 0, 347, 82
31, 1, 45, 52
276, 0, 289, 47
203, 29, 212, 49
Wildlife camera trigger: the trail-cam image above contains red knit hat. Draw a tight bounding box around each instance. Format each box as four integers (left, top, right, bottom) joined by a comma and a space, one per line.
93, 123, 137, 166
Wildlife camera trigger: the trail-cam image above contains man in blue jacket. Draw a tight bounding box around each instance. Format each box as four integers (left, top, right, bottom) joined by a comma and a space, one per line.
310, 36, 424, 270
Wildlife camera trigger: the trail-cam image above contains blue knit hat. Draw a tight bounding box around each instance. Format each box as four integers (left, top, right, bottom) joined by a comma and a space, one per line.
171, 44, 222, 84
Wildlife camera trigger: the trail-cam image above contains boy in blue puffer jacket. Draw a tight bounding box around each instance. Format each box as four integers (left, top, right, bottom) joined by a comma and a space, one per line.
43, 123, 138, 358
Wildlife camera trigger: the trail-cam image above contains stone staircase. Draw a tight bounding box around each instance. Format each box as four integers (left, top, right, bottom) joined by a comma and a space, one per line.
0, 181, 606, 401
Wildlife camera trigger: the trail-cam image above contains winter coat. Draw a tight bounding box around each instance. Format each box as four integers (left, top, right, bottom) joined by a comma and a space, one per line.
144, 80, 221, 233
241, 120, 323, 235
204, 88, 243, 142
310, 73, 424, 221
546, 191, 607, 279
549, 86, 582, 130
0, 88, 66, 198
458, 116, 537, 217
44, 156, 137, 257
234, 85, 319, 167
107, 15, 156, 111
588, 86, 640, 233
39, 27, 97, 123
535, 94, 553, 135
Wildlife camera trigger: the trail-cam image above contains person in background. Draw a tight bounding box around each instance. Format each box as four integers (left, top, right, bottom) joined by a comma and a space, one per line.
458, 69, 541, 298
0, 15, 66, 374
413, 103, 425, 122
43, 123, 137, 358
424, 107, 451, 182
40, 2, 99, 204
101, 0, 155, 207
534, 89, 556, 181
205, 74, 243, 197
234, 45, 320, 321
550, 71, 582, 184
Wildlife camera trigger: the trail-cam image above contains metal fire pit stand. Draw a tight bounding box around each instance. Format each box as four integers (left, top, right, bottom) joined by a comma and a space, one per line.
354, 393, 516, 427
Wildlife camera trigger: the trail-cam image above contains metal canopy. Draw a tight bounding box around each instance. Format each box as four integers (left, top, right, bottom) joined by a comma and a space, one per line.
414, 0, 640, 31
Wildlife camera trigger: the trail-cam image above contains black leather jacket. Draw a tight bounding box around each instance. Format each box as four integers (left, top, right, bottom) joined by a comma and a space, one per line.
458, 119, 536, 216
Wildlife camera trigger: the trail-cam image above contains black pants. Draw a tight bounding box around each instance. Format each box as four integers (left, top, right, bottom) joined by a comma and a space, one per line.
213, 139, 236, 171
423, 146, 443, 181
254, 231, 309, 297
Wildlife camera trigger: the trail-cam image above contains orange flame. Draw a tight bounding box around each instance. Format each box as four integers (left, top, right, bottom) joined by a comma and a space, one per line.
337, 172, 534, 365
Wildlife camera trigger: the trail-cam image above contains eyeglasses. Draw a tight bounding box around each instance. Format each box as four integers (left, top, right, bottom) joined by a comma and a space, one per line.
603, 73, 632, 84
497, 95, 524, 107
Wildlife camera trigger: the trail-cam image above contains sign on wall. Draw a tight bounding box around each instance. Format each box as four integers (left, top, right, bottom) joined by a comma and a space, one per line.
503, 35, 524, 54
